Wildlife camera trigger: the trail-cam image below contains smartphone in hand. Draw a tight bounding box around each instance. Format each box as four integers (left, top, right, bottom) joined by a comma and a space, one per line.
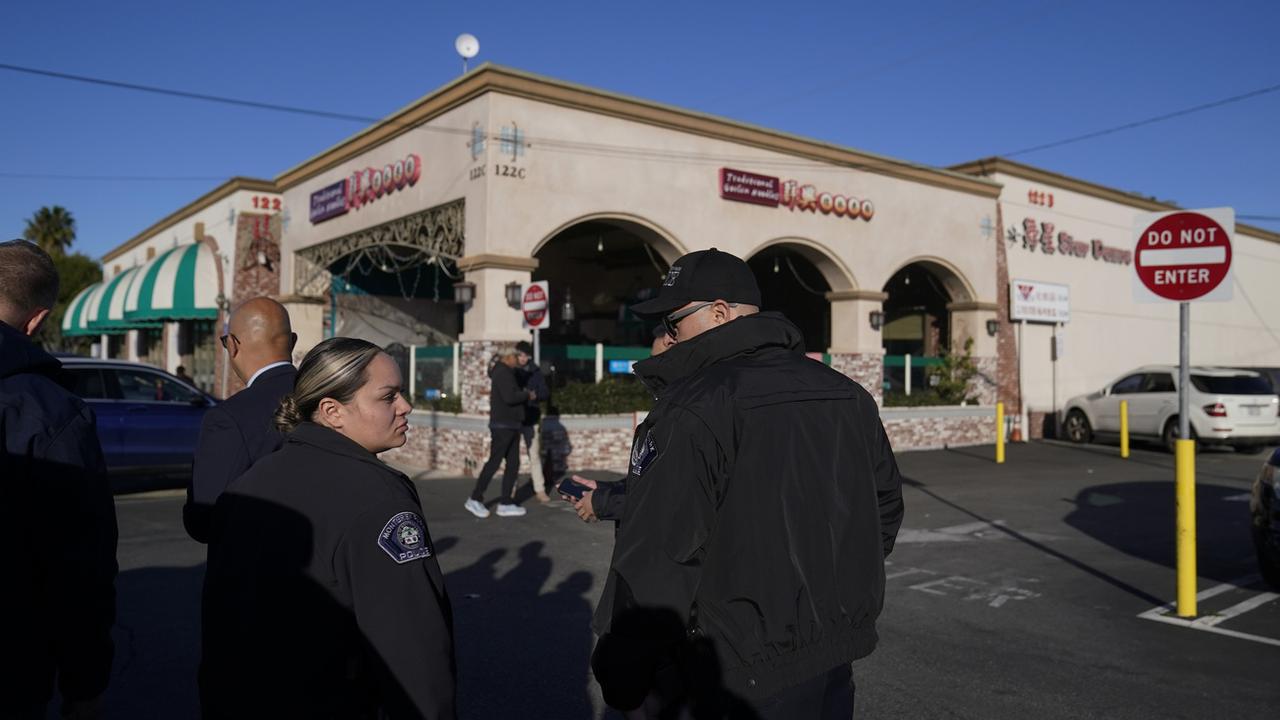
557, 477, 590, 500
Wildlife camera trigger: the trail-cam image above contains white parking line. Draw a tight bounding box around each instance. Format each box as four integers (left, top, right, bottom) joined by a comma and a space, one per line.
1192, 591, 1280, 628
1137, 574, 1280, 648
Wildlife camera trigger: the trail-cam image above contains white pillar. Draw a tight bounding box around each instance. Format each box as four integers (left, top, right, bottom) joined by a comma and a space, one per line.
451, 342, 460, 396
595, 343, 604, 383
408, 345, 417, 404
904, 353, 912, 396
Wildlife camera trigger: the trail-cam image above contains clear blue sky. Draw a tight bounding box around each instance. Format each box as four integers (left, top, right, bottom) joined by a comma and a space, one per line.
2, 0, 1277, 260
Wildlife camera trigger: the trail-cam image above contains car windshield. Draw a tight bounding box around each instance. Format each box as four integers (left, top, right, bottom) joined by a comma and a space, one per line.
1189, 374, 1273, 395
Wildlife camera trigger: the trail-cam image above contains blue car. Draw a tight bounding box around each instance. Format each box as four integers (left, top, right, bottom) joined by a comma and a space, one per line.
58, 357, 215, 473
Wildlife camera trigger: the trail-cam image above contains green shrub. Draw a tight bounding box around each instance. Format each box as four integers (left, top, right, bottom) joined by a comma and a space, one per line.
925, 337, 979, 405
414, 394, 462, 413
551, 379, 653, 415
883, 390, 949, 407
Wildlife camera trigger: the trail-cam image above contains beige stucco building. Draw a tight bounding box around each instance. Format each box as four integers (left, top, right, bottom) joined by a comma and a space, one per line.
84, 65, 1280, 464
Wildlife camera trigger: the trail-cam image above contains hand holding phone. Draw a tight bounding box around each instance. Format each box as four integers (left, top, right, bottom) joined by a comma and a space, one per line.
557, 477, 591, 500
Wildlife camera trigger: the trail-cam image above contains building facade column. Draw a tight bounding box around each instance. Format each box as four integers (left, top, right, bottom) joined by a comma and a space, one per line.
456, 254, 539, 415
947, 300, 1000, 405
827, 290, 887, 405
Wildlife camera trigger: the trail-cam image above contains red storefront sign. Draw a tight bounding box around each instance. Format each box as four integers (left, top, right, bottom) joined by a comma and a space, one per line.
718, 167, 873, 221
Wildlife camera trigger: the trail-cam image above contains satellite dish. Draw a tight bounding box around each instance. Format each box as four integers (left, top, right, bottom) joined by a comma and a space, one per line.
455, 34, 479, 72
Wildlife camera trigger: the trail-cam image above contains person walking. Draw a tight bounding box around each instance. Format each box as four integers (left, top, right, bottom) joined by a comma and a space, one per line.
199, 337, 455, 719
591, 248, 905, 719
184, 297, 297, 544
0, 240, 118, 720
514, 341, 551, 502
463, 349, 532, 518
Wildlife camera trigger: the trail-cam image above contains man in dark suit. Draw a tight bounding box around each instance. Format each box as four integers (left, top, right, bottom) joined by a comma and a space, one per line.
184, 297, 296, 544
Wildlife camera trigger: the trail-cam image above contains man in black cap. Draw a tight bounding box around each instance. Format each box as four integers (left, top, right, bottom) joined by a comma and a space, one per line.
590, 248, 904, 719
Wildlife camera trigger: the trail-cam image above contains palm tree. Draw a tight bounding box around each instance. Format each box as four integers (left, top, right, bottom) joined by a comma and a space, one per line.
23, 206, 77, 257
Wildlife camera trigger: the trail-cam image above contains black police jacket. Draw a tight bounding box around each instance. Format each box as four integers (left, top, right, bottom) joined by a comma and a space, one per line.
0, 321, 117, 708
200, 422, 455, 719
592, 313, 905, 705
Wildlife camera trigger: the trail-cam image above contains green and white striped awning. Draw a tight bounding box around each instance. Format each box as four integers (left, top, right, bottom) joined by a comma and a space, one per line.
62, 265, 160, 336
124, 243, 220, 321
61, 281, 104, 336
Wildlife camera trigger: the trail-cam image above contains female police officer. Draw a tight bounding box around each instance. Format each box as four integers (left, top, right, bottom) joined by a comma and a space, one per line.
200, 337, 455, 719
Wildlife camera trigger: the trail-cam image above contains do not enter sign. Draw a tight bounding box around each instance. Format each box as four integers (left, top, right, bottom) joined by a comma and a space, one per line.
1132, 208, 1234, 303
522, 281, 551, 330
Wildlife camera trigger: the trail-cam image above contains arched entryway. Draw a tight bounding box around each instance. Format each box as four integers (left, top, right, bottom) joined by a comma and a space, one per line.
745, 240, 854, 353
881, 258, 975, 395
532, 215, 683, 348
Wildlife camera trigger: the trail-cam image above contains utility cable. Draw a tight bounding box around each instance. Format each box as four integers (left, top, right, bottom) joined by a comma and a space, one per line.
1001, 82, 1280, 157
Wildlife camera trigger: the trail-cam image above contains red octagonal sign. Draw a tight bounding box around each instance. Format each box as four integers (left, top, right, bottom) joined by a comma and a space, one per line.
1134, 211, 1232, 302
522, 283, 548, 327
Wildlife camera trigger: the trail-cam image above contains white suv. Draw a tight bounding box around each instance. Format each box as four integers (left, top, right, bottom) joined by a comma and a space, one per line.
1062, 366, 1280, 453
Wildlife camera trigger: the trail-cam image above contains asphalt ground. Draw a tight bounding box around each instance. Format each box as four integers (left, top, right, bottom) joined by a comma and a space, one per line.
97, 440, 1279, 719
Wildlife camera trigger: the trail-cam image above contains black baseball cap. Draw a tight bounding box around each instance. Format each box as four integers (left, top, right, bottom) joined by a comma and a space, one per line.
515, 341, 533, 355
630, 248, 761, 317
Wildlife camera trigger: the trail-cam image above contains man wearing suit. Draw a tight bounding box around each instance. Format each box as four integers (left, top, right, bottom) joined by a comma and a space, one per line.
183, 297, 296, 544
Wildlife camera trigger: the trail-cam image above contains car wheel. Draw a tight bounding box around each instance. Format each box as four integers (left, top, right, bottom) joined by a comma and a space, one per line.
1064, 409, 1092, 444
1254, 526, 1280, 591
1162, 417, 1197, 454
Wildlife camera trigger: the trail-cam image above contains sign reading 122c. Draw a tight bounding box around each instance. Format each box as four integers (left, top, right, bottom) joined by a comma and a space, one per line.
1132, 208, 1233, 303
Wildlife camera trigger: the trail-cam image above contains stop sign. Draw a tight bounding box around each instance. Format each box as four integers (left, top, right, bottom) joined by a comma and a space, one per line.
1133, 210, 1233, 302
522, 282, 550, 329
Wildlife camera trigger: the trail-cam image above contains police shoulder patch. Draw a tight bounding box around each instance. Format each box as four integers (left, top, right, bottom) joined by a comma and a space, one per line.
377, 511, 432, 564
630, 429, 658, 477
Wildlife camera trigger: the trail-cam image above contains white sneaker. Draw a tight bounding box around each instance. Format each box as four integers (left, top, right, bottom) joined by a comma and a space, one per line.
464, 498, 490, 518
495, 503, 527, 517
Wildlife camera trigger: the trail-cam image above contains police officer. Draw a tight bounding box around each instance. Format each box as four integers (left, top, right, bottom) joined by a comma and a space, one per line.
0, 240, 117, 720
591, 249, 905, 719
200, 337, 455, 719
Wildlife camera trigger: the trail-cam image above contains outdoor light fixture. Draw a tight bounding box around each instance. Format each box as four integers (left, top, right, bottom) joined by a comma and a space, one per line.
986, 319, 999, 337
505, 281, 523, 309
597, 236, 604, 253
453, 281, 476, 305
561, 287, 577, 323
869, 310, 885, 331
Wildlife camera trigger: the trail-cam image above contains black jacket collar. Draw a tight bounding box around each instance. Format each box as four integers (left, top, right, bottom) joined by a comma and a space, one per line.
633, 312, 804, 396
0, 320, 59, 380
287, 422, 400, 476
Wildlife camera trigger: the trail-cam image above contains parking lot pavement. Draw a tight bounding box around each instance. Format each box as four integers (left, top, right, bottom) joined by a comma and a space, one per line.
102, 442, 1278, 719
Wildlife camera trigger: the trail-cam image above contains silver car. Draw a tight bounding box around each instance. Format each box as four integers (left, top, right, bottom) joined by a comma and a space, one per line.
1062, 365, 1280, 453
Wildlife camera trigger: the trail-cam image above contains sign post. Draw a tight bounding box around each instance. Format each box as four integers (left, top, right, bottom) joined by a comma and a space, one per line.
1133, 208, 1234, 618
521, 281, 551, 366
1010, 279, 1070, 441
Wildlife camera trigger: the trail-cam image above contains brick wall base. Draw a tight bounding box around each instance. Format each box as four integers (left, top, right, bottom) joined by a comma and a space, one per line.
460, 340, 520, 415
387, 406, 997, 476
829, 352, 885, 406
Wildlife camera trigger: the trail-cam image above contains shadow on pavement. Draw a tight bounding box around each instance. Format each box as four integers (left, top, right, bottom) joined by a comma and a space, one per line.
446, 540, 596, 719
1063, 481, 1255, 583
902, 474, 1167, 607
104, 563, 205, 719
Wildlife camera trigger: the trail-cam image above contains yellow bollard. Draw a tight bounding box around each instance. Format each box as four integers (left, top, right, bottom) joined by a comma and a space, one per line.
1120, 400, 1130, 459
1175, 438, 1197, 617
996, 402, 1005, 464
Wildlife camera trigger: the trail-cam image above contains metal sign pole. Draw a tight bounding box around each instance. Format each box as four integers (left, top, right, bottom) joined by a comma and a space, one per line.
1176, 301, 1197, 617
533, 328, 541, 367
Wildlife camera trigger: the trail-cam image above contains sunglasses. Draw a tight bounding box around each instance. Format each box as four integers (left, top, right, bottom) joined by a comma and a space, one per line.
661, 301, 716, 338
219, 333, 239, 350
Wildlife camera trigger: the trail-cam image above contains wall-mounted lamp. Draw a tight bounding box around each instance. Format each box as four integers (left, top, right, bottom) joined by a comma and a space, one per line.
561, 287, 576, 323
986, 319, 999, 337
453, 281, 476, 305
504, 281, 523, 309
869, 310, 885, 331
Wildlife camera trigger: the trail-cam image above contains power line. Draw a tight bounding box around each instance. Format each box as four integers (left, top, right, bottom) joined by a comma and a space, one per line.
0, 172, 230, 182
1001, 82, 1280, 157
0, 62, 390, 125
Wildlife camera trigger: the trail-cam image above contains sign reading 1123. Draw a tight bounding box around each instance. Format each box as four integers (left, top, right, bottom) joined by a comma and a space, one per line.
1132, 208, 1233, 303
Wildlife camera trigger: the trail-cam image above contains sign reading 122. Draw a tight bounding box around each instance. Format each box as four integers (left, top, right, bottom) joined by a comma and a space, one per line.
251, 196, 282, 211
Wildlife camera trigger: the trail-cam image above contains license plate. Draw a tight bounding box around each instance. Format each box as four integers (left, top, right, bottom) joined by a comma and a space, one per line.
1247, 406, 1261, 416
